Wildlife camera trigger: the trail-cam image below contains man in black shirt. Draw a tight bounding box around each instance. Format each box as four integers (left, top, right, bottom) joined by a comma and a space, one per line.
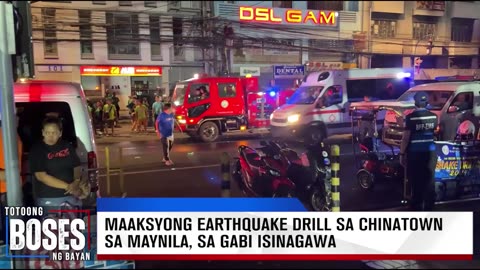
29, 116, 83, 209
400, 92, 438, 211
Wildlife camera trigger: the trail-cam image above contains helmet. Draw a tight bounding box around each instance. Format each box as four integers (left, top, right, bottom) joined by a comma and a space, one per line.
414, 91, 428, 107
457, 120, 475, 137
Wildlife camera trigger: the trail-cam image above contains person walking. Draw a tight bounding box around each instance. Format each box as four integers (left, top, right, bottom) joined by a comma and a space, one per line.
400, 92, 438, 211
156, 103, 175, 166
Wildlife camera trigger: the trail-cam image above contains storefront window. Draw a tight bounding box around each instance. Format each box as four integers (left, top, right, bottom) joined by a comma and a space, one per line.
80, 76, 100, 91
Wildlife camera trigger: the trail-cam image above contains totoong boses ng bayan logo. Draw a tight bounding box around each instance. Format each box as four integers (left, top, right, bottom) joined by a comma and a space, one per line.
6, 206, 91, 261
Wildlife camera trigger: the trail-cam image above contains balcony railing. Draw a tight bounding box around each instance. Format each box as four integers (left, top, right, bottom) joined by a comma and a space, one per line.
413, 1, 445, 16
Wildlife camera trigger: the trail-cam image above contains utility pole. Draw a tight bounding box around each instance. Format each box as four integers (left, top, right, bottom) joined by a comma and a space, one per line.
200, 1, 208, 74
0, 1, 23, 209
209, 0, 218, 76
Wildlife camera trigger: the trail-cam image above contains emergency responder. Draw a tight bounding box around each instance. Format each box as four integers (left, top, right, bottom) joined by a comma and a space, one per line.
400, 91, 438, 211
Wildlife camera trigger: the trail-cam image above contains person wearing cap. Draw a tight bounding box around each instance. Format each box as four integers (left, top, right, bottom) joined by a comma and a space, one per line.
400, 91, 438, 211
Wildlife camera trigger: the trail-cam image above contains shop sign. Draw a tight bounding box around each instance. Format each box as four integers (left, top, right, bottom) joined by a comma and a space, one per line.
80, 66, 162, 76
273, 65, 305, 78
306, 61, 344, 71
240, 67, 261, 76
239, 6, 338, 27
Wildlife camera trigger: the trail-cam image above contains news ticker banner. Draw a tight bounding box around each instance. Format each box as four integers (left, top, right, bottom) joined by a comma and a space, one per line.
95, 198, 474, 261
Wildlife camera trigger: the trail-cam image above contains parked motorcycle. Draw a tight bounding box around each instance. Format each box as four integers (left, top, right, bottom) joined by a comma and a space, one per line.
232, 144, 295, 198
232, 140, 332, 211
279, 141, 333, 212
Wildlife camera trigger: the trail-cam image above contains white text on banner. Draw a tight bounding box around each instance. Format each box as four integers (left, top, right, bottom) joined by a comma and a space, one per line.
96, 212, 473, 260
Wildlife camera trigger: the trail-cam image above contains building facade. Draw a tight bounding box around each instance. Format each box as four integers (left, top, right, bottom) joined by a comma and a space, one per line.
212, 0, 362, 88
213, 1, 480, 84
31, 0, 206, 108
359, 1, 480, 72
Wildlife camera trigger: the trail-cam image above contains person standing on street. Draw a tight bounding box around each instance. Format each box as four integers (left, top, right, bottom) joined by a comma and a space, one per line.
103, 98, 117, 136
400, 92, 438, 211
112, 92, 121, 126
156, 103, 175, 166
152, 96, 163, 131
134, 99, 148, 133
29, 116, 86, 210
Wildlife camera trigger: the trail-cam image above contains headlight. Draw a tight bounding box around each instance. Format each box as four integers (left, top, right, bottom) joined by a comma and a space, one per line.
178, 119, 186, 124
287, 114, 300, 123
270, 113, 274, 120
269, 169, 281, 176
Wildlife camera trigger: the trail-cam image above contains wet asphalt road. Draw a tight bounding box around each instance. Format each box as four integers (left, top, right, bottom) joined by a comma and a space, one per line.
94, 135, 480, 269
95, 135, 408, 210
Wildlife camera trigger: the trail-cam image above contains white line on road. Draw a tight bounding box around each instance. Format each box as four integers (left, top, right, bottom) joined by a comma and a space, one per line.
99, 164, 220, 177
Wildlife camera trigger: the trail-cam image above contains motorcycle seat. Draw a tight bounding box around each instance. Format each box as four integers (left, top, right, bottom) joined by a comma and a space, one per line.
245, 153, 265, 168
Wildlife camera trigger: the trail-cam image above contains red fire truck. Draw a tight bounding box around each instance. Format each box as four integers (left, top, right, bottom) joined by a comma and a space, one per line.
171, 75, 294, 142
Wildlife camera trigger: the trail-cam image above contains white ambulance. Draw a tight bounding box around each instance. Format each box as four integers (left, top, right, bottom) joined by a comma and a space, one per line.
269, 68, 414, 143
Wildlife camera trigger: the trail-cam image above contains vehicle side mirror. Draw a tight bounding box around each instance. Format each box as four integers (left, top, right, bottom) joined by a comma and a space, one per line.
448, 106, 459, 113
315, 103, 324, 109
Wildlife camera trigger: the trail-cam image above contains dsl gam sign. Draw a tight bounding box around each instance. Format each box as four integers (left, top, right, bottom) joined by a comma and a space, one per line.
239, 6, 338, 26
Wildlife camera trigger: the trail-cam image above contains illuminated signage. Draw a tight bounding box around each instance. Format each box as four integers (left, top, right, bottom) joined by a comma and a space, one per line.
80, 66, 162, 76
239, 6, 337, 26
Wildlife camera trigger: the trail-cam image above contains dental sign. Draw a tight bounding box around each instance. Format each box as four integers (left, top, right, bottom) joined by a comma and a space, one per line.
239, 6, 338, 27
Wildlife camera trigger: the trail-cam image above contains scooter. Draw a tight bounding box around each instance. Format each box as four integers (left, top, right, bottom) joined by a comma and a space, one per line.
233, 140, 332, 211
278, 141, 333, 212
232, 144, 295, 198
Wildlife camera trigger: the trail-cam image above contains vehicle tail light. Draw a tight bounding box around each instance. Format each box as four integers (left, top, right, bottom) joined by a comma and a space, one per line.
88, 151, 99, 192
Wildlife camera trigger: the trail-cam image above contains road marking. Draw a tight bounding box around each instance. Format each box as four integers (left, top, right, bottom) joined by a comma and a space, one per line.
99, 164, 220, 177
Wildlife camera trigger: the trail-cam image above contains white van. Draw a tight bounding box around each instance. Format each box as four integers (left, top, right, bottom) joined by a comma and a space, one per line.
270, 68, 414, 143
14, 80, 99, 204
381, 81, 480, 145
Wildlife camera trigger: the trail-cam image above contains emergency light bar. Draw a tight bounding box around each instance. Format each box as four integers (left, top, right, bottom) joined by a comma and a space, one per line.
396, 72, 411, 79
435, 75, 478, 81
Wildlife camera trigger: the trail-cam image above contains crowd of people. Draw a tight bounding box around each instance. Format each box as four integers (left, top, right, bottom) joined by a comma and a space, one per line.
86, 91, 166, 136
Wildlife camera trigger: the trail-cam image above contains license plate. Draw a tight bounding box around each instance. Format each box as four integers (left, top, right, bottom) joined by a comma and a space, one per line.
256, 98, 266, 103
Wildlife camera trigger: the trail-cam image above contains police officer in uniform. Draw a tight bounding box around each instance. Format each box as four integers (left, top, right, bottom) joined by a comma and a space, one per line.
400, 92, 438, 211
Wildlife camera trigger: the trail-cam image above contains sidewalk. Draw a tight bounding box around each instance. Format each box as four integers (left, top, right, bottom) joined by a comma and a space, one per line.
94, 119, 192, 144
